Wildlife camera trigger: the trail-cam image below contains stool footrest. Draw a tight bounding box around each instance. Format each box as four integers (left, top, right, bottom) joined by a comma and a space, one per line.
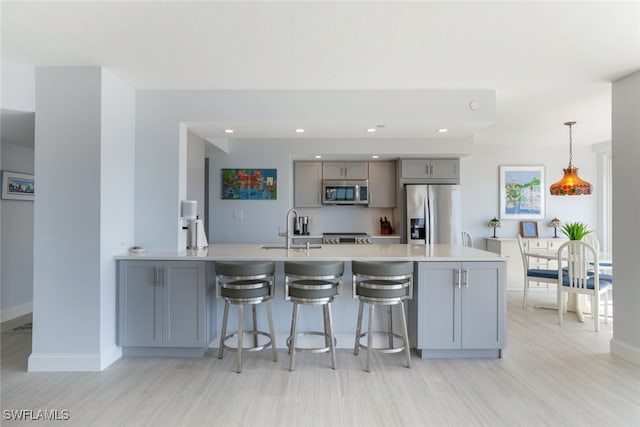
287, 331, 337, 354
357, 331, 407, 354
222, 331, 273, 353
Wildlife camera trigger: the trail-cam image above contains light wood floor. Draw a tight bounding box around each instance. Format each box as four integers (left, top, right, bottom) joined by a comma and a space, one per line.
1, 289, 639, 426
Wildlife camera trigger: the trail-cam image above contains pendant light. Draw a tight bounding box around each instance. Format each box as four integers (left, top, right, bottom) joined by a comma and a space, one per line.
549, 121, 592, 196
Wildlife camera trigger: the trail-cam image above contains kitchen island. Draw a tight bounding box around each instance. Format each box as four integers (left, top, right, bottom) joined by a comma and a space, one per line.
115, 244, 506, 359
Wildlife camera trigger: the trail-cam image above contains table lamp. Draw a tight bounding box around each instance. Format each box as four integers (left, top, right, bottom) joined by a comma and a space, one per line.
548, 217, 561, 238
488, 217, 501, 238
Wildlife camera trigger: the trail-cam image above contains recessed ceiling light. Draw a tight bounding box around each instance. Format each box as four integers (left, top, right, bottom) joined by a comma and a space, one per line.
372, 155, 380, 159
437, 128, 448, 133
366, 128, 376, 133
314, 155, 322, 159
295, 128, 305, 133
224, 129, 234, 134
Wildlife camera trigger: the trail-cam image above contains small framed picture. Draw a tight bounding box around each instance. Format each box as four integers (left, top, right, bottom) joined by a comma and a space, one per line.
1, 171, 34, 201
520, 221, 539, 238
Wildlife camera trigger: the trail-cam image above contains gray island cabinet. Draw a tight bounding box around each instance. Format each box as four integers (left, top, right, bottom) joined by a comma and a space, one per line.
409, 261, 506, 358
117, 260, 207, 356
115, 244, 506, 359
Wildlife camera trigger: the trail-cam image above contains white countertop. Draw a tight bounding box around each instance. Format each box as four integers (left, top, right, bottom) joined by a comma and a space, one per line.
115, 244, 505, 262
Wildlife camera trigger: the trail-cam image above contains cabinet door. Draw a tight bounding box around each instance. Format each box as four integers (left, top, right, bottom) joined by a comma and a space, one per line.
401, 159, 431, 179
322, 161, 368, 179
419, 262, 461, 349
368, 161, 396, 207
118, 261, 163, 347
343, 162, 368, 179
294, 162, 322, 207
460, 262, 505, 349
163, 262, 206, 347
430, 159, 459, 180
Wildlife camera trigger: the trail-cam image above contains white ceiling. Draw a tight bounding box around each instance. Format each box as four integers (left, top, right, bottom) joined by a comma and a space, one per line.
2, 1, 639, 147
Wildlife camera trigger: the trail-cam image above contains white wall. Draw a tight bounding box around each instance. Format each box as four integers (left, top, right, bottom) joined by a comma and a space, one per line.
0, 143, 34, 320
460, 144, 597, 246
1, 59, 35, 112
187, 131, 206, 219
135, 90, 491, 250
1, 60, 36, 321
99, 69, 136, 360
30, 67, 135, 371
611, 70, 640, 364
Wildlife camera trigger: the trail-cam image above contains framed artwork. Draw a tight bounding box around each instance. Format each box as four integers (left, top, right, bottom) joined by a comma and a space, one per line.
499, 166, 545, 220
520, 221, 539, 238
222, 168, 277, 200
1, 171, 34, 201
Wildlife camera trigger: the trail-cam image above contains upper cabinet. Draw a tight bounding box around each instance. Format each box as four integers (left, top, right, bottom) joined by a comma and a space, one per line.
322, 162, 369, 180
368, 161, 396, 208
294, 161, 323, 207
401, 159, 460, 184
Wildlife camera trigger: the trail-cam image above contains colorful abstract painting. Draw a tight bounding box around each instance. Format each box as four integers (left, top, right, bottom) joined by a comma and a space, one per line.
222, 169, 277, 200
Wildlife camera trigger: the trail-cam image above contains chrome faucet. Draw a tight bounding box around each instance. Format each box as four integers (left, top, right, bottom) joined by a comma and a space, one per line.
279, 208, 299, 250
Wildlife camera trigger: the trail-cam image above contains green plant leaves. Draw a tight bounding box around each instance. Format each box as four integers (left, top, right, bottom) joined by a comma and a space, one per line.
560, 221, 592, 240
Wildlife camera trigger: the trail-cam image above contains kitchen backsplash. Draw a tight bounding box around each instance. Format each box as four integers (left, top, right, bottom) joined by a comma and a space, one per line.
294, 206, 396, 235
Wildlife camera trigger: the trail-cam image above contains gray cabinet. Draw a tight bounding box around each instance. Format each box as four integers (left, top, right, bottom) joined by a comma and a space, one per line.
322, 161, 368, 180
118, 260, 206, 355
401, 159, 459, 182
410, 261, 506, 358
368, 161, 396, 207
294, 161, 323, 207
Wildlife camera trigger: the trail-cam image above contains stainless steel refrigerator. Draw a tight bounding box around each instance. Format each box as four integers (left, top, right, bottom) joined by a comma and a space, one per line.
404, 184, 461, 244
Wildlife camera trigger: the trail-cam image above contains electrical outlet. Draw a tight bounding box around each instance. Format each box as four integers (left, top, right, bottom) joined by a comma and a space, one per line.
233, 210, 243, 220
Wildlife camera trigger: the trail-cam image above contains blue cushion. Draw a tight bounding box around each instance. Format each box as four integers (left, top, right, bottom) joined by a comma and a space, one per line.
599, 273, 614, 283
527, 269, 558, 279
563, 267, 614, 283
561, 275, 612, 290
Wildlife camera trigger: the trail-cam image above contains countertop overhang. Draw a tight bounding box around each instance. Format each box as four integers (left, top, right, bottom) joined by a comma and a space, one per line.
115, 244, 506, 262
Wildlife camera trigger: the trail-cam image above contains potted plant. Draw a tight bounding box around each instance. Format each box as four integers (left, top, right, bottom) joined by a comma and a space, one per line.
560, 221, 592, 240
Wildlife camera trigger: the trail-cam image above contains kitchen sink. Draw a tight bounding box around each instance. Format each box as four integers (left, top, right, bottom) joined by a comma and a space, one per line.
260, 244, 322, 250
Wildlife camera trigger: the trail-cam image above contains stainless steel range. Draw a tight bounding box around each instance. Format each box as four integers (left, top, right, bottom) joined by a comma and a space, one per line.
322, 232, 372, 245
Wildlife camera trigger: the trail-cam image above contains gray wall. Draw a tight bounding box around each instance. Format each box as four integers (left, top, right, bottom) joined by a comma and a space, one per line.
30, 67, 135, 371
0, 143, 34, 320
611, 70, 640, 363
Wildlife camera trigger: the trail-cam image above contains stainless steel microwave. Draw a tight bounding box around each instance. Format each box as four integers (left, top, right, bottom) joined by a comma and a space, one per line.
322, 180, 369, 205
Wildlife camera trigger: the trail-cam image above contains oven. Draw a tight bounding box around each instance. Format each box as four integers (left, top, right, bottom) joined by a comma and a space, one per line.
322, 233, 372, 245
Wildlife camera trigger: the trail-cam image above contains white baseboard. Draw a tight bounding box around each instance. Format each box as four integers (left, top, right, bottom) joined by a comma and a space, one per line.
1, 302, 33, 322
610, 338, 640, 366
28, 346, 122, 372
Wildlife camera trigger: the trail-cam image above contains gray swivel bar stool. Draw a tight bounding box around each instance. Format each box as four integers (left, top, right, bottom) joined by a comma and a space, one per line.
215, 261, 278, 373
284, 261, 344, 371
352, 261, 413, 372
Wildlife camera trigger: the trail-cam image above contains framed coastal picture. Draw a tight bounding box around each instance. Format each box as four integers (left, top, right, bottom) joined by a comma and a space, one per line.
499, 166, 544, 220
1, 171, 35, 201
222, 168, 277, 200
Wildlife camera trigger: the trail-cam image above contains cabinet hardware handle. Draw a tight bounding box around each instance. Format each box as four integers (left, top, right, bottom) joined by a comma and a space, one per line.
430, 165, 434, 175
163, 268, 167, 287
463, 269, 469, 288
154, 267, 159, 286
454, 269, 461, 288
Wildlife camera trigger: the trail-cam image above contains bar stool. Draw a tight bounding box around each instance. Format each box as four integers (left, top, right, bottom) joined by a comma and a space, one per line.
352, 261, 413, 372
284, 261, 344, 371
215, 261, 278, 373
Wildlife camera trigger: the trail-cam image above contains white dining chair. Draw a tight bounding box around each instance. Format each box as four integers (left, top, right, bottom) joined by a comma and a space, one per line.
518, 235, 558, 309
461, 231, 473, 248
556, 240, 612, 331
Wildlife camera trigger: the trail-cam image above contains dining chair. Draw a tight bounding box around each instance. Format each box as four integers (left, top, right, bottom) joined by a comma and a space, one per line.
556, 240, 612, 331
517, 235, 558, 309
582, 235, 613, 276
461, 231, 473, 248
